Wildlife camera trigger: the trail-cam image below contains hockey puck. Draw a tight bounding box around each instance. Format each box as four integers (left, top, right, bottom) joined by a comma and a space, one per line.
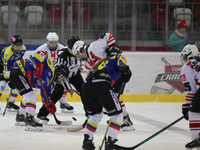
72, 117, 77, 121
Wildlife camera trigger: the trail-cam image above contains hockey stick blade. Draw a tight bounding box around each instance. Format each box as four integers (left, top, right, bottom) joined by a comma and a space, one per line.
111, 116, 184, 150
53, 114, 72, 125
2, 90, 12, 116
66, 117, 88, 132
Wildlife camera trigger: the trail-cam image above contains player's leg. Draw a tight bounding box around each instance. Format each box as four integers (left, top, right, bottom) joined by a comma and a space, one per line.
7, 88, 19, 111
185, 111, 200, 149
113, 77, 135, 131
82, 80, 102, 150
185, 88, 200, 149
0, 80, 6, 111
59, 90, 74, 113
10, 68, 42, 130
96, 83, 123, 150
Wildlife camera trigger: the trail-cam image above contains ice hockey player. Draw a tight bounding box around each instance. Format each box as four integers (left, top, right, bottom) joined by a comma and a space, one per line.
34, 32, 74, 113
10, 50, 57, 131
180, 44, 200, 149
36, 35, 83, 125
81, 50, 132, 150
0, 35, 26, 111
71, 33, 135, 131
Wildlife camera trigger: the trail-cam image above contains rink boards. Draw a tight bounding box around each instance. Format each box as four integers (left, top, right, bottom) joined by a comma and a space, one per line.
0, 51, 187, 103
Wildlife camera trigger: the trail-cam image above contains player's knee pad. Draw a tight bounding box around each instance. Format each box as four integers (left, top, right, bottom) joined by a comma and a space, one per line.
110, 112, 123, 124
24, 91, 37, 103
0, 80, 6, 92
89, 112, 103, 125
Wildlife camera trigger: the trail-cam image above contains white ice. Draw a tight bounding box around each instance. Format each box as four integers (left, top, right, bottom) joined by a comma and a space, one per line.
0, 102, 190, 150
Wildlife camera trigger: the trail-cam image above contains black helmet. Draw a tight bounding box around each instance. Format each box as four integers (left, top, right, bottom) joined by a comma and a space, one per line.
67, 36, 80, 49
11, 35, 23, 46
106, 46, 122, 57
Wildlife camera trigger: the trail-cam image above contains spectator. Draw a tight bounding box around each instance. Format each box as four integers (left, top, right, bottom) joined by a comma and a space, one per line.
168, 19, 188, 51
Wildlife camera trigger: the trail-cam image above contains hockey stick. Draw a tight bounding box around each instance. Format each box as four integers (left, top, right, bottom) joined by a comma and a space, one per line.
67, 117, 88, 132
113, 116, 184, 150
160, 57, 176, 94
66, 89, 89, 132
30, 56, 72, 125
2, 89, 12, 116
99, 83, 125, 150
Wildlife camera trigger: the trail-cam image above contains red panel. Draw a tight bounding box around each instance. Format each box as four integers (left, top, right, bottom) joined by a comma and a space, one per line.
49, 6, 67, 25
152, 8, 171, 27
148, 0, 162, 3
22, 0, 37, 3
194, 9, 200, 27
73, 6, 91, 26
189, 0, 200, 3
117, 46, 173, 51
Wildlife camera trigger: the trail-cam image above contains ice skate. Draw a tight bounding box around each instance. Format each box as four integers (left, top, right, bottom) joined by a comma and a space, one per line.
60, 102, 74, 113
7, 102, 19, 112
37, 115, 49, 125
15, 111, 26, 126
82, 134, 95, 150
186, 134, 200, 149
121, 114, 135, 131
105, 136, 120, 150
25, 113, 43, 131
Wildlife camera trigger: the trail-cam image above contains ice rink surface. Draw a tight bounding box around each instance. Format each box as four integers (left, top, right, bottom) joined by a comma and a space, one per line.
0, 102, 190, 150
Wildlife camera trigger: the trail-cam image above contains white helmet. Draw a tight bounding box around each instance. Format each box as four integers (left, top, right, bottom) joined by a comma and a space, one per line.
72, 41, 87, 57
46, 32, 59, 51
181, 44, 199, 62
46, 32, 59, 41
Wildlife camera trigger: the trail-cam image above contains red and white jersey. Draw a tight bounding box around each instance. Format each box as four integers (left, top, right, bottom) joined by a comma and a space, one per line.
181, 59, 200, 104
35, 43, 65, 64
84, 33, 115, 71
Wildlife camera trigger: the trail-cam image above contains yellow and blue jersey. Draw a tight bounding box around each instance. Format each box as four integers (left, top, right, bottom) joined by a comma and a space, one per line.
14, 50, 55, 101
1, 45, 26, 80
31, 50, 55, 84
96, 53, 129, 83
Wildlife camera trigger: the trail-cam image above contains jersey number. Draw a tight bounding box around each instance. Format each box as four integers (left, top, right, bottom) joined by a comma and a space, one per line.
184, 82, 191, 91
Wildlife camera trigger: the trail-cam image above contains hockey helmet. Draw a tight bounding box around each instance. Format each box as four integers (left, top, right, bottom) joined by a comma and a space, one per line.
67, 36, 80, 50
46, 32, 59, 51
54, 65, 69, 82
11, 35, 23, 54
181, 44, 199, 62
72, 41, 87, 57
106, 46, 122, 57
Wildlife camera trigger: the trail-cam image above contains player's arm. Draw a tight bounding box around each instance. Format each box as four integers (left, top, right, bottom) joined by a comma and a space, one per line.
181, 65, 197, 120
2, 51, 11, 81
100, 33, 116, 47
30, 50, 46, 78
117, 53, 132, 83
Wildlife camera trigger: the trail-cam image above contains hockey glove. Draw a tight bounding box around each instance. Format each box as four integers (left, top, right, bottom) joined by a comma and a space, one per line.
182, 103, 190, 120
33, 63, 44, 78
120, 67, 132, 83
44, 97, 56, 114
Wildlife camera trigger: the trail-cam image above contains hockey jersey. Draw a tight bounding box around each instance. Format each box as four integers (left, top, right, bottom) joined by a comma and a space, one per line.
35, 43, 65, 64
1, 45, 26, 81
181, 59, 200, 104
88, 53, 129, 84
85, 33, 115, 71
54, 48, 81, 78
15, 50, 55, 101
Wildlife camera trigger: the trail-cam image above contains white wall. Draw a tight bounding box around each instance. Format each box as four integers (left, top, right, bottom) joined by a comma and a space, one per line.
22, 51, 184, 95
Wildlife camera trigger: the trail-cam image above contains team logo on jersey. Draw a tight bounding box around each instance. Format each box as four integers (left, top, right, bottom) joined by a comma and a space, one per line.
181, 74, 186, 82
150, 57, 185, 94
5, 54, 8, 58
